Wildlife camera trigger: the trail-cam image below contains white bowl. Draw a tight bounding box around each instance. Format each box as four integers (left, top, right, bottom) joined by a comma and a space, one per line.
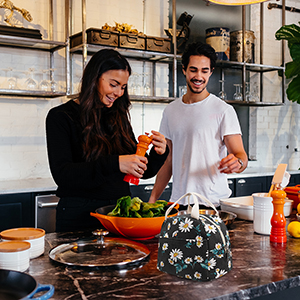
0, 228, 45, 259
220, 196, 293, 221
0, 241, 31, 272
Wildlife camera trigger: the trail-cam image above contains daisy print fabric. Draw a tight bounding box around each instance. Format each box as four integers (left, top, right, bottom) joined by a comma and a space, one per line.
157, 214, 232, 281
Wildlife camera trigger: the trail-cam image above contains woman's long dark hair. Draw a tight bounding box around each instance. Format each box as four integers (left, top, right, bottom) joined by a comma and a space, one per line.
78, 49, 136, 161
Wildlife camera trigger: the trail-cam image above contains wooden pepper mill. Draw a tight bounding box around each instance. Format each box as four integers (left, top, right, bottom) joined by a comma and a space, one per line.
270, 189, 287, 243
123, 133, 153, 185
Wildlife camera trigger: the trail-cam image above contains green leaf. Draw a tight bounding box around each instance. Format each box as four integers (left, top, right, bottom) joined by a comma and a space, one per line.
118, 196, 131, 217
275, 24, 300, 44
286, 75, 300, 104
285, 60, 300, 79
289, 43, 300, 61
130, 197, 142, 211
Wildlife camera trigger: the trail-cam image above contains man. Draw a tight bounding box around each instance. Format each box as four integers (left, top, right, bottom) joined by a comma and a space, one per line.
149, 41, 248, 207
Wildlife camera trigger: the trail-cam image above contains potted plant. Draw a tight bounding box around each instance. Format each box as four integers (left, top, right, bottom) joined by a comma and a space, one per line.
275, 22, 300, 104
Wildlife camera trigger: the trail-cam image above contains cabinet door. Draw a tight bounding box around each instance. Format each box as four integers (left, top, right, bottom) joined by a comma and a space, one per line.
0, 193, 34, 231
228, 179, 235, 197
288, 174, 300, 186
130, 183, 172, 202
235, 177, 267, 197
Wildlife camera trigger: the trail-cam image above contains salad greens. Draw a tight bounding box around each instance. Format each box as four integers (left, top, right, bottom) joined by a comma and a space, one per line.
107, 196, 169, 218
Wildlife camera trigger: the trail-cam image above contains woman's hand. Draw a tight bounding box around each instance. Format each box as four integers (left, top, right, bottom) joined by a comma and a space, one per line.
119, 155, 148, 178
150, 130, 167, 155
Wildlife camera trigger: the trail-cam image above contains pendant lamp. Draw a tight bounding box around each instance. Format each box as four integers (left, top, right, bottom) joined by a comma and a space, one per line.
207, 0, 268, 5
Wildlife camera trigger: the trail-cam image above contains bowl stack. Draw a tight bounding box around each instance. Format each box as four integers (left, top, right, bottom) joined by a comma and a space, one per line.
0, 228, 45, 259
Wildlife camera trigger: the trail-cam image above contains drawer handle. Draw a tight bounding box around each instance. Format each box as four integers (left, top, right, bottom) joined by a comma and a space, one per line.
99, 32, 111, 39
154, 38, 164, 46
228, 180, 233, 184
144, 184, 170, 191
38, 202, 59, 208
238, 179, 246, 184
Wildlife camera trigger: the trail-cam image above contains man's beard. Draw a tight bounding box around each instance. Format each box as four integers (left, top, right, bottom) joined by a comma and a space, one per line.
187, 81, 206, 94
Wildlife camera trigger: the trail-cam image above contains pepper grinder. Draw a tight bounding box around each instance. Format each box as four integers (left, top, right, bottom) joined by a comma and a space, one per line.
270, 188, 287, 243
123, 133, 153, 185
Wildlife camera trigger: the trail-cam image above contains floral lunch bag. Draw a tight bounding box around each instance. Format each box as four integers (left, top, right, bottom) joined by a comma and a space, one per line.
157, 192, 232, 281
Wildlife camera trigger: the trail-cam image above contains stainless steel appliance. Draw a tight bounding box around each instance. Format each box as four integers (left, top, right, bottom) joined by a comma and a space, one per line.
35, 194, 59, 233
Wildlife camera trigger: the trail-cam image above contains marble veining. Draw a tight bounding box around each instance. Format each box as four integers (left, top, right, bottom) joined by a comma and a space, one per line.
25, 215, 300, 300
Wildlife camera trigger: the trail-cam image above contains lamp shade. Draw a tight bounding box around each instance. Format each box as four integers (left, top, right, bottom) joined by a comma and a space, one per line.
208, 0, 268, 5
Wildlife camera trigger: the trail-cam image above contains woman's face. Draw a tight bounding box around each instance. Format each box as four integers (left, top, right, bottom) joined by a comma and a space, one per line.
98, 69, 130, 108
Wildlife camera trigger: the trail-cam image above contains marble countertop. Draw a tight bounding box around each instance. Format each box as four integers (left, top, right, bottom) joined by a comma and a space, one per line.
0, 168, 299, 195
0, 177, 57, 195
27, 215, 300, 300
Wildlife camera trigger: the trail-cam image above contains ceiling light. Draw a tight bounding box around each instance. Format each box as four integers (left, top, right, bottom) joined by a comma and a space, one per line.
205, 0, 268, 5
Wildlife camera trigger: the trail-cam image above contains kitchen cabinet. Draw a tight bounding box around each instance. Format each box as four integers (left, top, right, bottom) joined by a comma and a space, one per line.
235, 176, 267, 197
0, 189, 57, 232
130, 183, 172, 202
0, 0, 67, 99
0, 192, 34, 231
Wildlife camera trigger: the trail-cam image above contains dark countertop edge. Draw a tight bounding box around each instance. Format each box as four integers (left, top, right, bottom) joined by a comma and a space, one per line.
210, 276, 300, 300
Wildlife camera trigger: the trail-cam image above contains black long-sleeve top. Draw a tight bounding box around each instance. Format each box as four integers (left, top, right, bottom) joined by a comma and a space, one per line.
45, 100, 169, 201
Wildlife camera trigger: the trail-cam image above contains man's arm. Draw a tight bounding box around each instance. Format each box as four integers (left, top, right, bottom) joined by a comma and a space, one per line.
219, 134, 248, 174
148, 139, 173, 203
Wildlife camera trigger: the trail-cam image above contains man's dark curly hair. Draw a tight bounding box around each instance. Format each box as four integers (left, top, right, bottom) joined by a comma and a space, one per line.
182, 42, 217, 71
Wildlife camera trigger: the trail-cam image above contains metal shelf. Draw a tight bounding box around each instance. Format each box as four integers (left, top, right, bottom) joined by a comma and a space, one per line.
130, 95, 175, 103
0, 89, 66, 98
0, 34, 67, 52
226, 100, 284, 107
216, 60, 284, 73
70, 43, 180, 63
67, 93, 174, 103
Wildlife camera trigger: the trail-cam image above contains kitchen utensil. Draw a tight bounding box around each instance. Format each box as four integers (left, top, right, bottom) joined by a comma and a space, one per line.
178, 209, 237, 227
49, 229, 150, 269
0, 241, 30, 272
0, 228, 45, 259
90, 204, 178, 240
220, 196, 293, 220
0, 269, 54, 300
270, 189, 287, 243
267, 164, 288, 197
124, 133, 153, 185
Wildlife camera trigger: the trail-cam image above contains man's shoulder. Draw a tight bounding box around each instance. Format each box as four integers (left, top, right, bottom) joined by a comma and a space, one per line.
163, 97, 182, 111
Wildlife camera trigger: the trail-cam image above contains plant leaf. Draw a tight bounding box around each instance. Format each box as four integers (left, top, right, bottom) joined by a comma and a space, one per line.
289, 43, 300, 61
286, 75, 300, 104
275, 24, 300, 44
285, 60, 300, 79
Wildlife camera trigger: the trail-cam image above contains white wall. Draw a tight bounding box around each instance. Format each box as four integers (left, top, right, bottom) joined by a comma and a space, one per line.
249, 0, 300, 170
0, 0, 299, 183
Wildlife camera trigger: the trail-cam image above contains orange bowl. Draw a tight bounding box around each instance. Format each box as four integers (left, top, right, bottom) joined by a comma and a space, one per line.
90, 204, 178, 240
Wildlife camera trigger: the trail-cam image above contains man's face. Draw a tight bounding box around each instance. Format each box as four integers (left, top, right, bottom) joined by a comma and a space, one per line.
182, 55, 213, 95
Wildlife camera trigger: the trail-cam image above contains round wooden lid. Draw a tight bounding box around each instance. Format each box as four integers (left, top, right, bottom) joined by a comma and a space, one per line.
0, 241, 31, 252
0, 228, 45, 240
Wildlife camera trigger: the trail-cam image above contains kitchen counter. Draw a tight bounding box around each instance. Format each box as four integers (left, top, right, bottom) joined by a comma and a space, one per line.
0, 177, 57, 195
0, 168, 299, 194
28, 216, 300, 300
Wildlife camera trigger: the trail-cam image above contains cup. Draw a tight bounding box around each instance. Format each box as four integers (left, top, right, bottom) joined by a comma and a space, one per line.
252, 193, 273, 235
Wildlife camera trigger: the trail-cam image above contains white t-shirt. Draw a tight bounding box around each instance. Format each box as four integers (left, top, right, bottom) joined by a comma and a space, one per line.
159, 94, 242, 206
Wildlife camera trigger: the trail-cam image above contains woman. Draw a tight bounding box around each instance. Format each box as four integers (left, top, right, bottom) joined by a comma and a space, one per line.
46, 49, 169, 232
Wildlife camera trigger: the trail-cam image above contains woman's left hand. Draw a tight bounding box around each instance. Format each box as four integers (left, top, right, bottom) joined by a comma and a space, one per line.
150, 130, 167, 155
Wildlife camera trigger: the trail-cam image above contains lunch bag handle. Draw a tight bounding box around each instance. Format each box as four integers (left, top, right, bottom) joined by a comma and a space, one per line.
165, 192, 219, 220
